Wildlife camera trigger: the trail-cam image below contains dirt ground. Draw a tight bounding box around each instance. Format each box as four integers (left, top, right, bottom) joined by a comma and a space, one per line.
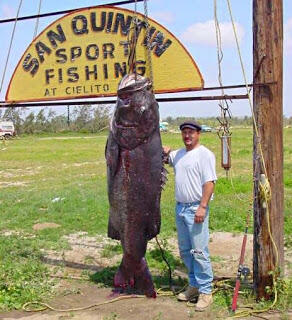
1, 231, 291, 320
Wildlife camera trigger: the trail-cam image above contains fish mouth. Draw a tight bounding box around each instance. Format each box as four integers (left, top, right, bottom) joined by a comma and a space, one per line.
114, 120, 139, 129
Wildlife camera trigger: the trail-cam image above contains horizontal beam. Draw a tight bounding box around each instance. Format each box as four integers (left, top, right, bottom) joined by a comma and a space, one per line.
202, 81, 276, 91
0, 94, 248, 108
0, 0, 144, 24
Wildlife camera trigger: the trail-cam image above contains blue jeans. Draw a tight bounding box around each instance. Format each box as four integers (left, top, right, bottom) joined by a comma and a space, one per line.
176, 202, 213, 294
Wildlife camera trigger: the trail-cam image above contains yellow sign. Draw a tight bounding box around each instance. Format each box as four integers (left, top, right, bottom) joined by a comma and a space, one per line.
6, 6, 204, 103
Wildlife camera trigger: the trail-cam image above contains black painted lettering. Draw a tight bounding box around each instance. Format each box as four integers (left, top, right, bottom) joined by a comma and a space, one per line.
113, 13, 132, 35
55, 48, 67, 63
120, 41, 130, 56
23, 54, 39, 76
45, 69, 54, 84
86, 44, 99, 60
72, 15, 89, 35
44, 88, 50, 96
134, 60, 146, 76
67, 67, 79, 82
85, 65, 98, 80
106, 12, 114, 33
103, 43, 115, 59
103, 64, 108, 79
47, 24, 66, 48
58, 68, 63, 83
65, 87, 71, 94
35, 41, 51, 63
143, 26, 156, 46
135, 19, 147, 39
114, 62, 127, 78
91, 11, 106, 32
150, 31, 172, 57
103, 84, 109, 91
70, 47, 82, 61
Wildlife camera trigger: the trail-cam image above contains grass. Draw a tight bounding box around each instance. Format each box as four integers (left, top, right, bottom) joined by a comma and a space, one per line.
0, 128, 291, 311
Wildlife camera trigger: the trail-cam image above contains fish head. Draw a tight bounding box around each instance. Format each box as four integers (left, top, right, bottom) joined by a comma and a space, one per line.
111, 74, 159, 149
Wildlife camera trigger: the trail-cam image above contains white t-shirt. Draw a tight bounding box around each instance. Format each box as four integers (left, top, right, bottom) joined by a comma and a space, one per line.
169, 145, 217, 203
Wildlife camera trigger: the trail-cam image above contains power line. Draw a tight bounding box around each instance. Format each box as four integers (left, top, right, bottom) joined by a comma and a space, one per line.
0, 0, 144, 24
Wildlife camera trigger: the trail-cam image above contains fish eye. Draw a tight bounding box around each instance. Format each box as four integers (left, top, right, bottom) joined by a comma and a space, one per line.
119, 93, 131, 105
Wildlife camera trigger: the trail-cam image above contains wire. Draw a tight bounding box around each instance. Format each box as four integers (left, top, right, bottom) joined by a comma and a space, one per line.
33, 0, 43, 39
0, 0, 145, 24
0, 0, 23, 93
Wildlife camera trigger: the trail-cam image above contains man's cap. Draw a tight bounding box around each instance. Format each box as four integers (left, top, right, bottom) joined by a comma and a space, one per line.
179, 121, 202, 131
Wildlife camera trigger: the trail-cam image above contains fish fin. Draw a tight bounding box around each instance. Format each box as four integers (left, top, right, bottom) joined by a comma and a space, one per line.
160, 166, 169, 189
105, 132, 119, 177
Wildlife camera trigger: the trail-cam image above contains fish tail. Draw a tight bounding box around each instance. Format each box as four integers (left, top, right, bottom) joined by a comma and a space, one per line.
134, 258, 156, 298
114, 256, 156, 298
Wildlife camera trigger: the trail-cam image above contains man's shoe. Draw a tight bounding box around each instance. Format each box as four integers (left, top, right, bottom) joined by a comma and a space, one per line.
177, 286, 199, 301
195, 293, 213, 311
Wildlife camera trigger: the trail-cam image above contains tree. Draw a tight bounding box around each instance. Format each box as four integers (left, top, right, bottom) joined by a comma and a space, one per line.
72, 105, 93, 131
22, 112, 35, 134
91, 105, 112, 132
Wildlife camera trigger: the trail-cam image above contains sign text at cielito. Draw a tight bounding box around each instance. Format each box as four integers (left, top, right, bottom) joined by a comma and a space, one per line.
6, 6, 203, 102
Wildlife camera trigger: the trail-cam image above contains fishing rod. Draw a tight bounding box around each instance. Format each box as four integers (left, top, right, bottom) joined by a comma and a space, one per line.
231, 212, 251, 312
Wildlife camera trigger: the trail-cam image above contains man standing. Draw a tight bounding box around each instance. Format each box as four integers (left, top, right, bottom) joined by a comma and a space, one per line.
163, 121, 217, 311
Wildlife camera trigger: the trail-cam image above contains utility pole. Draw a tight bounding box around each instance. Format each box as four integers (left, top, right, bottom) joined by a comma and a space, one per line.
253, 0, 284, 299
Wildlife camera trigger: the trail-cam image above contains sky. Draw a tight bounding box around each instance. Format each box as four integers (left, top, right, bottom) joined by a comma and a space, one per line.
0, 0, 291, 119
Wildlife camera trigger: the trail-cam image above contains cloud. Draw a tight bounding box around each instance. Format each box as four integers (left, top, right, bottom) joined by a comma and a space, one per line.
151, 11, 175, 24
181, 19, 245, 47
284, 18, 292, 55
1, 4, 15, 18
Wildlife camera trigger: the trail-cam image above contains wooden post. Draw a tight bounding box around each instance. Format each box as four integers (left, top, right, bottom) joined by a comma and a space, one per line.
253, 0, 284, 299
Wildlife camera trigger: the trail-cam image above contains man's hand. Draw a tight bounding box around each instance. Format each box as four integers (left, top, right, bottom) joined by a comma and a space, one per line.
163, 146, 171, 155
195, 206, 207, 223
162, 146, 171, 164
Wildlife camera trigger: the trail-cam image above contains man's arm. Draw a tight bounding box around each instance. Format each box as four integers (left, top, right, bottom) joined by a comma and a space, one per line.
194, 181, 215, 224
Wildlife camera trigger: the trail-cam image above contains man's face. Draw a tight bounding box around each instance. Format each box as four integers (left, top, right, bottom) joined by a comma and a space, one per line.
181, 128, 200, 149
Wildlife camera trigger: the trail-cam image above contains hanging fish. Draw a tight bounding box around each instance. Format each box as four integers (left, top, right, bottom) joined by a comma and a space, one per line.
105, 74, 165, 297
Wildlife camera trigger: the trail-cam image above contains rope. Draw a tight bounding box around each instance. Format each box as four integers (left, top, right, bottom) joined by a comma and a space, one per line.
155, 236, 174, 293
0, 0, 23, 93
33, 0, 43, 39
225, 0, 267, 178
225, 0, 280, 317
23, 295, 145, 312
143, 0, 154, 86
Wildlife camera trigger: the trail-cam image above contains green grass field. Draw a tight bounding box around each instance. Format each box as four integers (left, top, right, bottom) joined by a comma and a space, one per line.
0, 128, 291, 310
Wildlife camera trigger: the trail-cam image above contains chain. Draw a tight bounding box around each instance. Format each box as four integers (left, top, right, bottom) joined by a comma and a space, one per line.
127, 0, 139, 77
143, 0, 153, 87
214, 0, 232, 138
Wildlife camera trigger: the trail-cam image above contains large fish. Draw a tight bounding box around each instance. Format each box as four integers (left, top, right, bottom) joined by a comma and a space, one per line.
105, 74, 164, 297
